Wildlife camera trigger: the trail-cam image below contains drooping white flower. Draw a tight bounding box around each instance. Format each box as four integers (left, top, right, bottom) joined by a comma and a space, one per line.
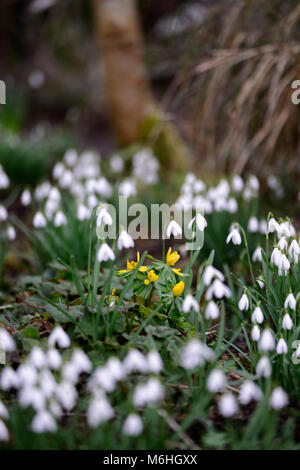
251, 324, 261, 342
87, 396, 115, 428
289, 239, 300, 263
133, 378, 165, 408
251, 305, 264, 324
218, 392, 239, 417
0, 420, 9, 441
277, 236, 288, 251
29, 347, 47, 369
276, 338, 288, 355
77, 204, 90, 221
106, 357, 125, 382
0, 367, 20, 390
203, 266, 224, 286
17, 363, 38, 387
31, 411, 57, 433
110, 154, 124, 173
226, 227, 242, 245
0, 401, 8, 420
0, 328, 15, 352
284, 292, 296, 310
166, 220, 182, 238
180, 339, 215, 370
0, 167, 10, 189
205, 300, 220, 320
47, 348, 62, 369
232, 175, 244, 193
0, 206, 8, 222
252, 247, 263, 263
33, 211, 46, 228
123, 349, 148, 374
282, 313, 293, 330
122, 413, 143, 436
238, 292, 249, 311
7, 226, 16, 241
117, 230, 134, 250
146, 350, 163, 374
118, 179, 136, 198
239, 380, 263, 405
269, 387, 288, 410
48, 326, 70, 349
182, 294, 199, 313
267, 218, 279, 234
256, 356, 272, 378
188, 213, 207, 232
248, 216, 259, 233
91, 366, 117, 392
259, 329, 275, 352
53, 211, 67, 227
277, 252, 290, 276
97, 243, 115, 262
20, 189, 32, 206
270, 246, 281, 266
205, 279, 231, 300
56, 381, 77, 410
206, 369, 227, 393
19, 386, 45, 411
96, 206, 113, 227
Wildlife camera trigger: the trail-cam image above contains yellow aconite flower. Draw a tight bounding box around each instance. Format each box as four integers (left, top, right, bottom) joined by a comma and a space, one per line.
144, 269, 159, 285
166, 247, 180, 266
173, 281, 185, 297
171, 267, 184, 277
118, 252, 148, 274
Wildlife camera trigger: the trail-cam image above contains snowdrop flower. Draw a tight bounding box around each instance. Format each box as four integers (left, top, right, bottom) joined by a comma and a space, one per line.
284, 292, 296, 310
182, 294, 199, 313
29, 347, 47, 369
20, 189, 32, 206
54, 211, 67, 227
252, 247, 263, 262
206, 279, 231, 300
110, 154, 124, 173
239, 380, 263, 405
206, 369, 227, 393
276, 338, 288, 355
203, 266, 224, 286
205, 300, 220, 320
251, 305, 264, 324
0, 420, 9, 442
52, 162, 65, 179
256, 356, 272, 378
48, 326, 70, 349
277, 252, 290, 276
0, 367, 20, 390
146, 350, 163, 374
248, 216, 259, 233
227, 198, 238, 213
6, 226, 16, 241
0, 402, 8, 420
123, 349, 148, 374
268, 218, 280, 234
64, 149, 78, 167
259, 329, 275, 352
62, 362, 81, 384
122, 414, 143, 436
166, 220, 182, 238
92, 366, 116, 392
47, 348, 62, 369
56, 381, 77, 410
71, 349, 92, 374
0, 167, 9, 189
96, 206, 113, 226
31, 410, 57, 433
277, 236, 288, 251
218, 393, 239, 417
226, 226, 242, 245
119, 179, 136, 197
117, 230, 134, 250
188, 213, 207, 232
251, 324, 261, 342
18, 386, 45, 411
232, 175, 244, 192
257, 277, 265, 289
97, 243, 115, 262
33, 211, 46, 228
133, 378, 164, 408
58, 170, 73, 189
0, 328, 15, 352
106, 357, 125, 382
269, 387, 288, 410
270, 246, 281, 266
180, 339, 215, 370
282, 313, 293, 330
289, 239, 300, 263
17, 363, 38, 387
260, 219, 267, 235
0, 206, 8, 221
238, 292, 249, 311
87, 396, 114, 428
77, 204, 90, 221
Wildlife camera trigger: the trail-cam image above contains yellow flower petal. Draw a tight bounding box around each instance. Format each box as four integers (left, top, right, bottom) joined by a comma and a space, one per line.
173, 281, 185, 296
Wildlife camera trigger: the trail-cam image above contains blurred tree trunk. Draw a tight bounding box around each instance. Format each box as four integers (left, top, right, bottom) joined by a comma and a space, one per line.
94, 0, 189, 171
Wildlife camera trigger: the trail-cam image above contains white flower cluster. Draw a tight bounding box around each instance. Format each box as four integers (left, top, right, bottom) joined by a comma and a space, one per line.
0, 327, 164, 440
268, 218, 298, 276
